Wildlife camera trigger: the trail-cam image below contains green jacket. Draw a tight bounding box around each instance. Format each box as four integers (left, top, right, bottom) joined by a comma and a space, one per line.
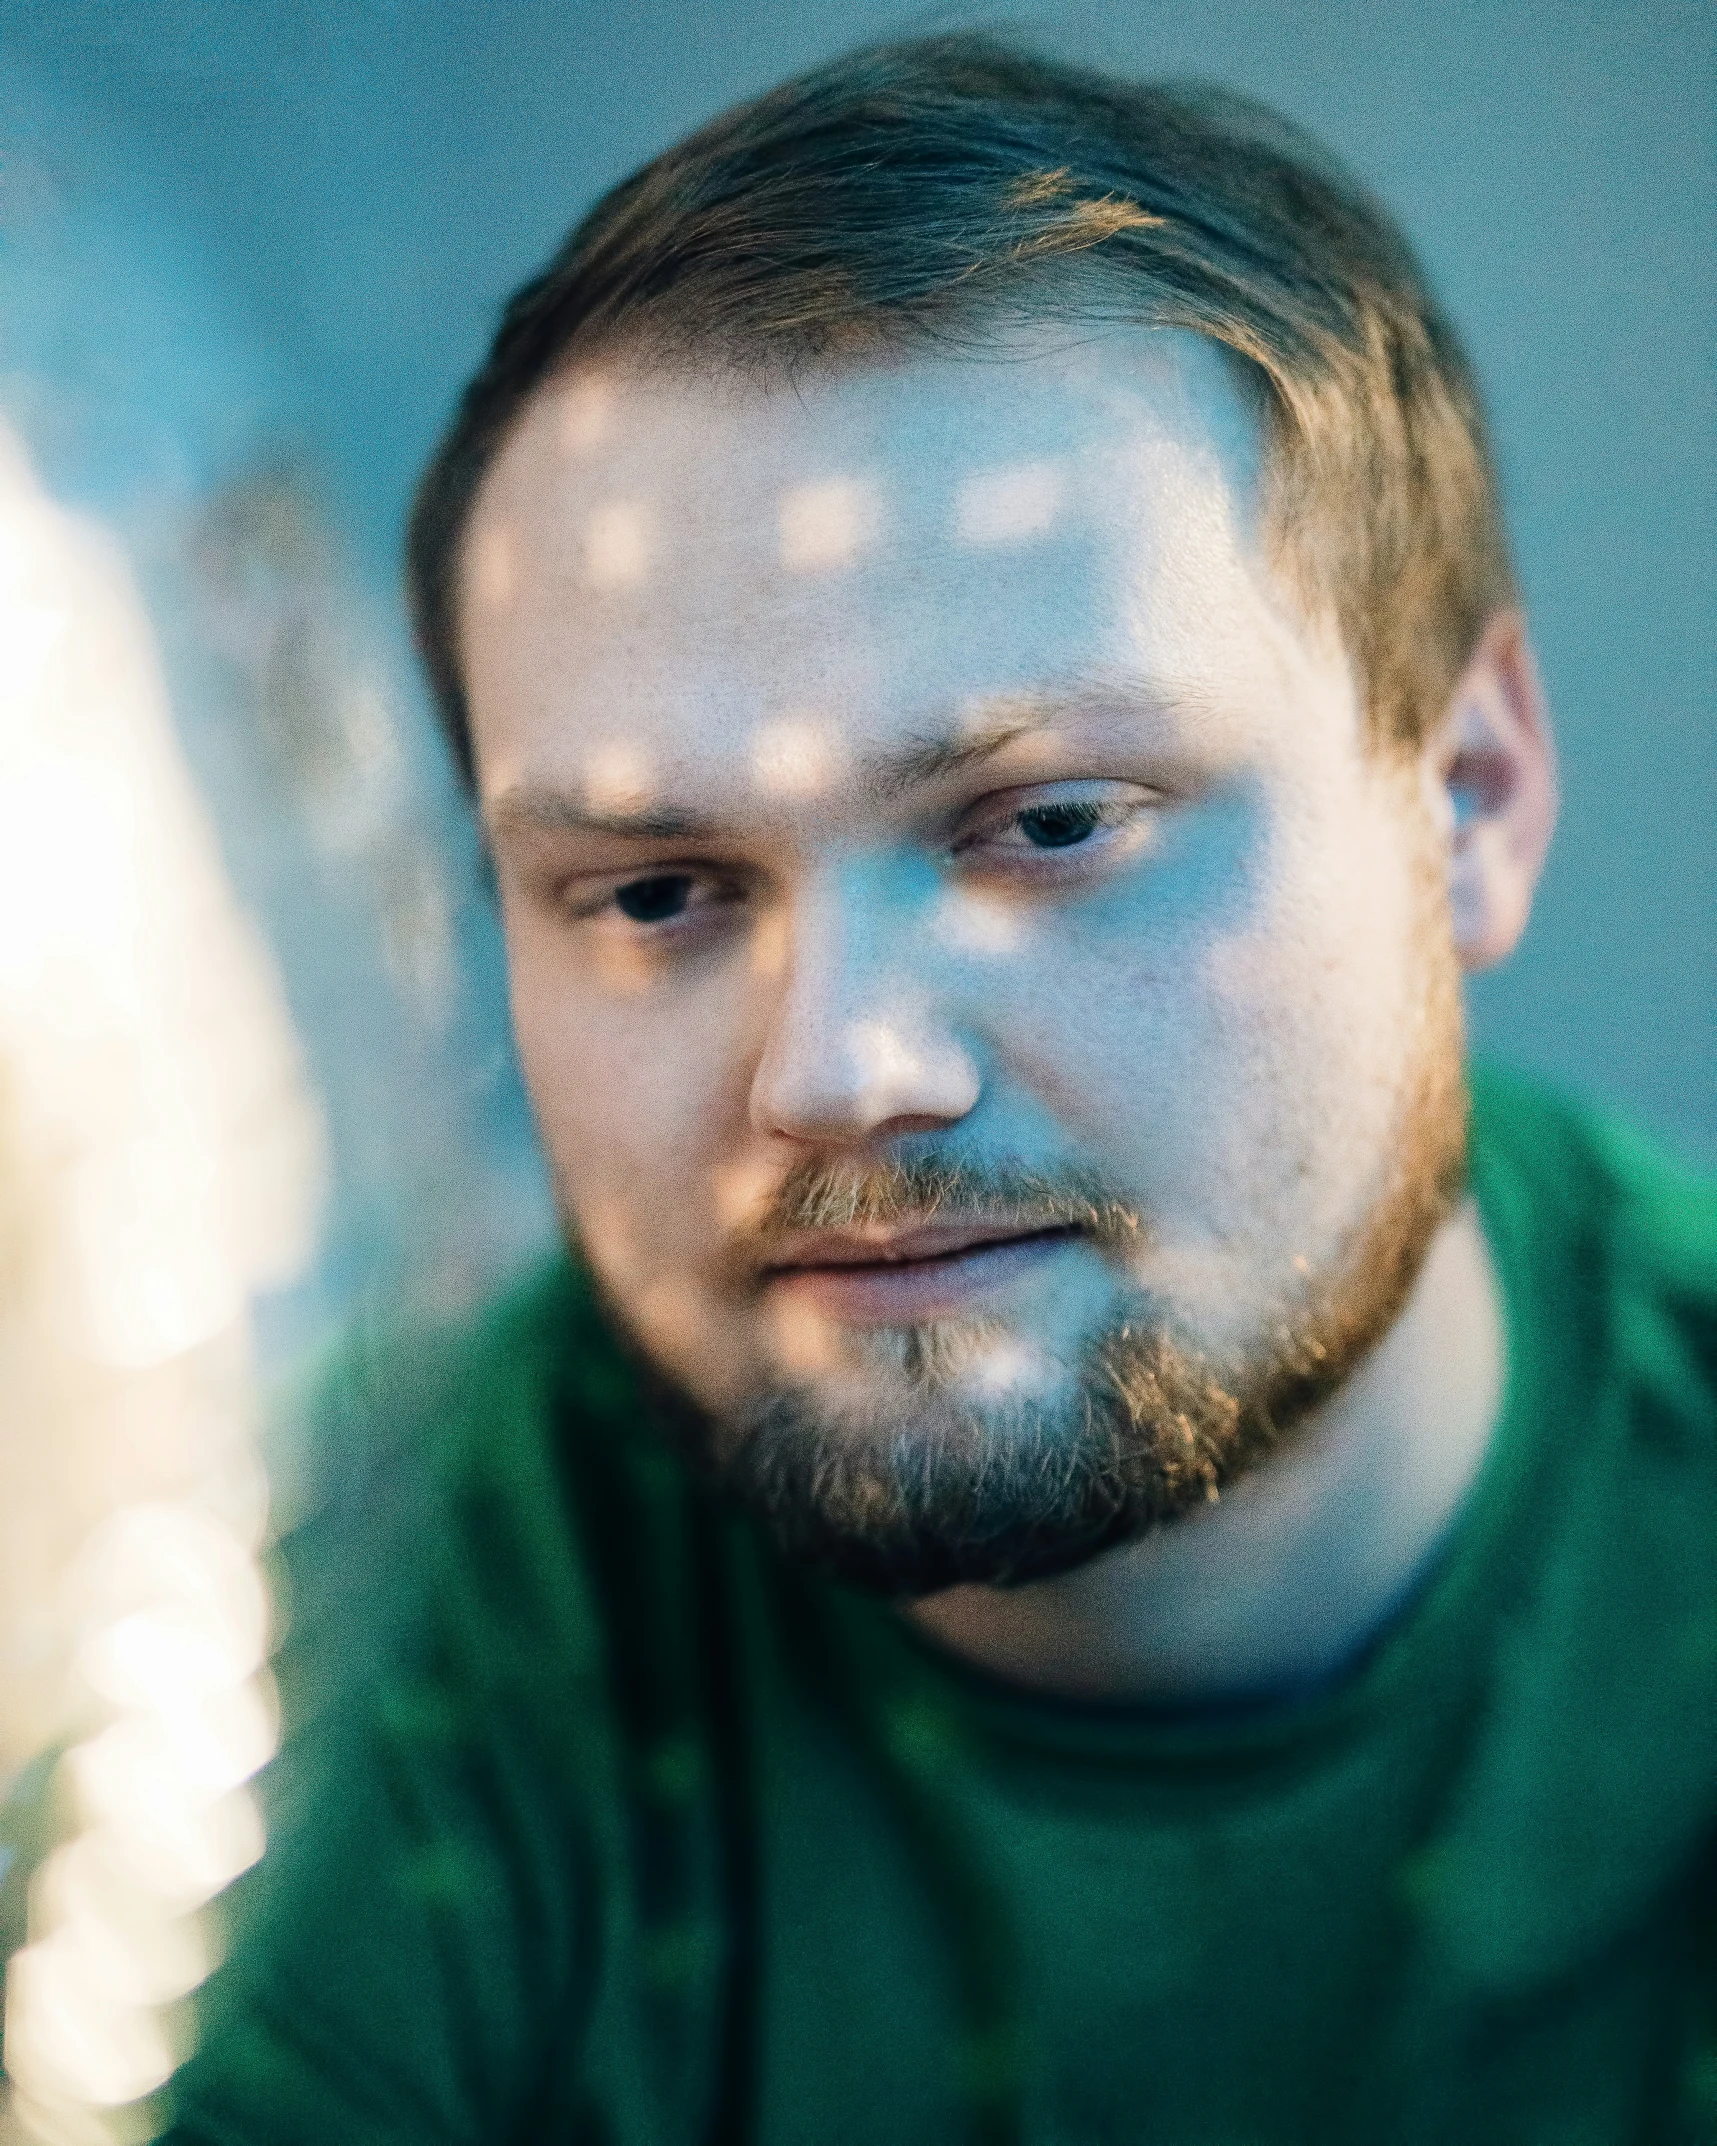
128, 1069, 1717, 2140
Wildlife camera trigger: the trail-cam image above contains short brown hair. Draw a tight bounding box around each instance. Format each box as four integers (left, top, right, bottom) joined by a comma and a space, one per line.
408, 34, 1514, 790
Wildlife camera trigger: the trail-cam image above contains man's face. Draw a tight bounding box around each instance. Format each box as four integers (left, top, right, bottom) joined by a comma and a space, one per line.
462, 326, 1465, 1592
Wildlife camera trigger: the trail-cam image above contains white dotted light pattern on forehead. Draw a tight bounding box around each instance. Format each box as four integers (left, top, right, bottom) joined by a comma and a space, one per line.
582, 499, 654, 591
581, 738, 657, 812
954, 458, 1069, 548
486, 390, 1107, 659
777, 476, 881, 574
749, 714, 850, 799
557, 376, 613, 457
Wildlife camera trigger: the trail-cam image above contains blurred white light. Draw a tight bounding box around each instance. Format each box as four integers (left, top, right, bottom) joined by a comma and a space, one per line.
0, 421, 313, 2138
76, 1611, 263, 1719
0, 761, 142, 1006
69, 1504, 271, 1663
0, 600, 68, 695
66, 1759, 266, 1911
63, 1139, 245, 1369
5, 1935, 179, 2108
31, 1838, 216, 2012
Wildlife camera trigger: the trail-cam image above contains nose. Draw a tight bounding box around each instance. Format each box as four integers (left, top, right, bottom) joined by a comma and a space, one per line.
748, 866, 981, 1144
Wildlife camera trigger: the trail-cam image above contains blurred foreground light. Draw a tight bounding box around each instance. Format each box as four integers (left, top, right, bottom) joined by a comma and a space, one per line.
5, 1936, 179, 2110
0, 422, 324, 2139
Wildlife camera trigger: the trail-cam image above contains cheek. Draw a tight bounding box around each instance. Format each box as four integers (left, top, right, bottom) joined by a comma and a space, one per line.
503, 917, 756, 1275
982, 787, 1432, 1246
966, 792, 1274, 1163
1191, 789, 1438, 1239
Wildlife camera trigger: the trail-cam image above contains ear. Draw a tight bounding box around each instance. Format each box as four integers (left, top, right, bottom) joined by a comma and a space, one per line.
1421, 609, 1559, 973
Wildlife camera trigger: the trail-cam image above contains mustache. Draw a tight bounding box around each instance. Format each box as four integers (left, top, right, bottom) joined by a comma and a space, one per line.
744, 1152, 1144, 1253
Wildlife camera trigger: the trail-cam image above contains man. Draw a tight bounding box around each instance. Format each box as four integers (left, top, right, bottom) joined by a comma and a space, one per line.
165, 36, 1715, 2144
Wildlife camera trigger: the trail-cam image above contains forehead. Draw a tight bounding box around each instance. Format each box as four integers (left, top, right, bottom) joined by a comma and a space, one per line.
460, 326, 1335, 807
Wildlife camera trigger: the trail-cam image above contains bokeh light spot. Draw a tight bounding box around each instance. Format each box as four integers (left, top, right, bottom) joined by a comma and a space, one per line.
557, 376, 613, 456
955, 458, 1068, 547
750, 715, 847, 798
777, 477, 879, 574
582, 499, 652, 590
582, 738, 656, 811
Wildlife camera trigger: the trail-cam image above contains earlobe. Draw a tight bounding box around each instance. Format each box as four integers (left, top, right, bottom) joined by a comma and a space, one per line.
1429, 609, 1559, 974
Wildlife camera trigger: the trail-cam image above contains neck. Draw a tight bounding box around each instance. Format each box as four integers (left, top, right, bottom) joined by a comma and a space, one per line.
902, 1199, 1506, 1706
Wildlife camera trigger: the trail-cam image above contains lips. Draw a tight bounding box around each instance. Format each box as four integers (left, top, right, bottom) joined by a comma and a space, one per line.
760, 1220, 1082, 1325
764, 1219, 1073, 1270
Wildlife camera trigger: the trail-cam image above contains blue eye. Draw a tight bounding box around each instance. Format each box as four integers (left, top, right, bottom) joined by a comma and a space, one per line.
614, 874, 693, 923
1017, 801, 1104, 849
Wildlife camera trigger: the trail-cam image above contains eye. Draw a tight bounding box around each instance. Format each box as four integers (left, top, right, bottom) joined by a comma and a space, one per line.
953, 781, 1158, 874
613, 872, 695, 923
576, 864, 750, 938
1015, 800, 1105, 850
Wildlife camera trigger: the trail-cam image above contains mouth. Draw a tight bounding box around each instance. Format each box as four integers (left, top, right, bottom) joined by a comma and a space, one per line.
760, 1220, 1084, 1325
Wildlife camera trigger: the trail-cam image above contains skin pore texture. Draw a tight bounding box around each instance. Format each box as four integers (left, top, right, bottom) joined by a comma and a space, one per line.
460, 323, 1556, 1704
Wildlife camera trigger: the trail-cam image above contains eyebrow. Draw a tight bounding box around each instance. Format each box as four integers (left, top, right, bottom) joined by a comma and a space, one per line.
856, 720, 1045, 802
487, 793, 721, 843
483, 678, 1186, 845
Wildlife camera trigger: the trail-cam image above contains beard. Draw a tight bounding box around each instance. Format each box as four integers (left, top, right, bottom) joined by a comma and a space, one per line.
584, 924, 1469, 1600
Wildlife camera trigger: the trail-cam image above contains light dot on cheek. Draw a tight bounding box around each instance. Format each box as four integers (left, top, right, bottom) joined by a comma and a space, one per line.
750, 907, 790, 980
931, 888, 1022, 955
767, 1293, 842, 1375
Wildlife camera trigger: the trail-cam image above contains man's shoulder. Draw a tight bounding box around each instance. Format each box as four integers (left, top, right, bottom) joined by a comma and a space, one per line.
284, 1250, 651, 1493
1432, 1064, 1717, 1993
1469, 1058, 1717, 1587
285, 1252, 611, 1459
1469, 1059, 1717, 1394
268, 1255, 686, 1715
